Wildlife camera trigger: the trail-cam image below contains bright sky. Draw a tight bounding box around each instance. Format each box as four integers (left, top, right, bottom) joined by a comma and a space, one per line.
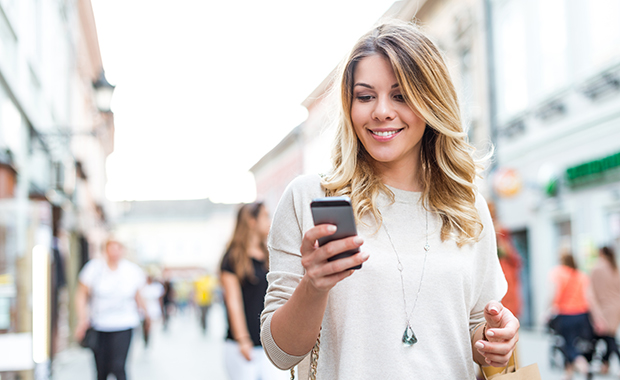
92, 0, 397, 203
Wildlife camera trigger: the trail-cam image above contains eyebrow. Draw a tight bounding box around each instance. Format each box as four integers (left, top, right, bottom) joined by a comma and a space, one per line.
353, 82, 400, 89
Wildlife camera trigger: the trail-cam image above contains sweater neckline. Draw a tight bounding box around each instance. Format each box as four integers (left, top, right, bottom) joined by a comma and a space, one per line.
383, 184, 422, 205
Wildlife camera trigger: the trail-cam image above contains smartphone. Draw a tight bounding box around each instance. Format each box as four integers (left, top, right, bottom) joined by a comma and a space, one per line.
310, 196, 362, 270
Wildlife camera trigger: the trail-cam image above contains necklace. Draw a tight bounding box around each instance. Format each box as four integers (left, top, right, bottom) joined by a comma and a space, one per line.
382, 208, 430, 346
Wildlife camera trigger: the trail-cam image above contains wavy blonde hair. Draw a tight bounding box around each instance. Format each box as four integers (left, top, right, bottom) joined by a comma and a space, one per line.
322, 20, 484, 247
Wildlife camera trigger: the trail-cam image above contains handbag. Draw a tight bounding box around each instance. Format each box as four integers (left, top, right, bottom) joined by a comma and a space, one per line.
290, 331, 321, 380
79, 327, 99, 351
481, 351, 541, 380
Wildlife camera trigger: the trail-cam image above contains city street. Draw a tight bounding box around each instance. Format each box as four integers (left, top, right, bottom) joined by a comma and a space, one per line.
51, 301, 619, 380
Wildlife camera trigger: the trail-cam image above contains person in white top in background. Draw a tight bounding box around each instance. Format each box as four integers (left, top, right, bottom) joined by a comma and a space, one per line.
261, 20, 520, 379
140, 275, 165, 347
75, 240, 147, 380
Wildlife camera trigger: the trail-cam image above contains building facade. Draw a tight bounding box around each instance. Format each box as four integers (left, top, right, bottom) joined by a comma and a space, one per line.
0, 1, 113, 378
490, 0, 620, 328
110, 199, 237, 276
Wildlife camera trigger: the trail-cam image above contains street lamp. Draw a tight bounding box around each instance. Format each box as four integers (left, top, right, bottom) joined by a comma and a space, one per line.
92, 70, 115, 113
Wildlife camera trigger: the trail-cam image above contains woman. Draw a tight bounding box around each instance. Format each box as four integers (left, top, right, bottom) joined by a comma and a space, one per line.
549, 251, 594, 379
140, 275, 165, 347
75, 240, 147, 380
588, 246, 620, 374
220, 202, 285, 380
261, 20, 519, 379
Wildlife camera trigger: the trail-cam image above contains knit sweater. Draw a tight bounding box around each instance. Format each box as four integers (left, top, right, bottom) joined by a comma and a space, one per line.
260, 174, 507, 379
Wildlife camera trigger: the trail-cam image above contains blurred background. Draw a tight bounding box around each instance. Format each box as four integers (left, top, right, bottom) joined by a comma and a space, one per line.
0, 0, 619, 379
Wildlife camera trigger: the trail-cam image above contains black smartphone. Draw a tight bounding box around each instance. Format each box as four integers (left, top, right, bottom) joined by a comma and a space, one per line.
310, 196, 362, 270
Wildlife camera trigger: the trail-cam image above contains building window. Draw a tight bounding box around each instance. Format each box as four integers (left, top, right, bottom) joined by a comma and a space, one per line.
494, 0, 528, 121
587, 0, 620, 71
538, 0, 568, 96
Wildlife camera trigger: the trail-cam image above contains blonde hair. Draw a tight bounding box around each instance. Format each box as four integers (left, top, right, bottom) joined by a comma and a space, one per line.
322, 20, 484, 247
222, 202, 269, 283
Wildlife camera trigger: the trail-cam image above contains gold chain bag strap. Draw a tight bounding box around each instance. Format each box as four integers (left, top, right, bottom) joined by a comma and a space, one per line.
290, 329, 321, 380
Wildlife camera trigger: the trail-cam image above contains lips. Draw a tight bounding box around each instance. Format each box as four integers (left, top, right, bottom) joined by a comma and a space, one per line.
369, 128, 404, 141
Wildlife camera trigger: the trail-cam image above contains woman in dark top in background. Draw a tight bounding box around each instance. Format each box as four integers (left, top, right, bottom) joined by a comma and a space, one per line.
220, 202, 286, 380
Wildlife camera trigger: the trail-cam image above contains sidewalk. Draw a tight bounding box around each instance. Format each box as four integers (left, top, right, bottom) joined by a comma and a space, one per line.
52, 305, 619, 380
518, 328, 619, 380
52, 302, 232, 380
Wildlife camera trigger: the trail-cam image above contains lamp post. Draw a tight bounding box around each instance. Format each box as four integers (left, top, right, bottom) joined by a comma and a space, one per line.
92, 70, 115, 113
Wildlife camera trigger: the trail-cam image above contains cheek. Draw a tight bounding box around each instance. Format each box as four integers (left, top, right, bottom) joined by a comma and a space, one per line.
350, 105, 365, 132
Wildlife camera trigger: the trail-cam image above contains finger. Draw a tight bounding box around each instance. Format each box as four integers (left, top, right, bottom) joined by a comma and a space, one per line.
486, 320, 520, 341
312, 251, 369, 279
475, 340, 514, 357
484, 301, 504, 328
311, 269, 355, 290
301, 225, 337, 255
314, 236, 364, 263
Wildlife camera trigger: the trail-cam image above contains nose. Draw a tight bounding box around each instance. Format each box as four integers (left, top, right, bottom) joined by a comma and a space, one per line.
372, 95, 397, 121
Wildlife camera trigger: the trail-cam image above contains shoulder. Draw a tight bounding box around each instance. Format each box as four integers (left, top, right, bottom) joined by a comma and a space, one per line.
80, 258, 103, 276
283, 174, 324, 198
120, 260, 145, 279
273, 174, 324, 222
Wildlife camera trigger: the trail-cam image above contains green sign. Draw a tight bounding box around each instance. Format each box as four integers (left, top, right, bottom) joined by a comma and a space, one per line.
566, 150, 620, 186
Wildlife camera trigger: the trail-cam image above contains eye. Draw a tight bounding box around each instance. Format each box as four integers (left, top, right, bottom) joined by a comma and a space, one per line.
393, 94, 406, 102
356, 95, 373, 102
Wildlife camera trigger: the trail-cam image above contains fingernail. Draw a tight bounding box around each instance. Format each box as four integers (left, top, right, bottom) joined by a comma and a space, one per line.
327, 225, 337, 232
490, 306, 499, 314
360, 251, 369, 260
353, 236, 364, 245
486, 330, 495, 337
474, 341, 484, 349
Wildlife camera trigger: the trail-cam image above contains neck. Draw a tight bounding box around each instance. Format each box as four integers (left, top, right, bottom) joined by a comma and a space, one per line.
106, 258, 119, 270
374, 159, 422, 192
247, 233, 265, 260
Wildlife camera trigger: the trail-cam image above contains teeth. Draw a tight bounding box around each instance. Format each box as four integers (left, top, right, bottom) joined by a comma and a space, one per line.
372, 130, 398, 137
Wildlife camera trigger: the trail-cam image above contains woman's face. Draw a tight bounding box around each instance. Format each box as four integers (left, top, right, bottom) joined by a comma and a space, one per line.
255, 206, 271, 239
350, 54, 426, 170
106, 241, 123, 262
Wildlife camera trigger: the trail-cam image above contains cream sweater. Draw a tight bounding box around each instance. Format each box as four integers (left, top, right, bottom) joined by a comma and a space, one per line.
261, 174, 507, 379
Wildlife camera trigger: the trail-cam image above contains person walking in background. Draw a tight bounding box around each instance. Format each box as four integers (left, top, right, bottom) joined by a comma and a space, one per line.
194, 273, 218, 335
261, 20, 518, 379
75, 239, 148, 380
549, 250, 594, 380
587, 246, 620, 375
220, 202, 286, 380
162, 279, 175, 330
140, 275, 165, 347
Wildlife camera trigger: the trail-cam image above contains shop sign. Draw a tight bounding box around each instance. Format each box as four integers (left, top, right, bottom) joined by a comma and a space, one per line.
493, 168, 522, 198
566, 150, 620, 186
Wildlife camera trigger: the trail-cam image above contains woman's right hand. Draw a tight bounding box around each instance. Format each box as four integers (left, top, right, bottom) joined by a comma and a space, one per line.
238, 338, 253, 361
300, 224, 367, 293
74, 319, 90, 342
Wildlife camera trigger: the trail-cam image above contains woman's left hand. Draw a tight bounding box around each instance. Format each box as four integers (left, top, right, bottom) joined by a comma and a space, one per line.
475, 301, 520, 367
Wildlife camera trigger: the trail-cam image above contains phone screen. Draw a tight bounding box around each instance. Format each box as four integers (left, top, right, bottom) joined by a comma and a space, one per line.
310, 197, 361, 269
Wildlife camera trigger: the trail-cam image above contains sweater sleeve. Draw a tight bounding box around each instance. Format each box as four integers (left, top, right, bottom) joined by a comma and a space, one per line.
468, 194, 508, 335
260, 175, 324, 370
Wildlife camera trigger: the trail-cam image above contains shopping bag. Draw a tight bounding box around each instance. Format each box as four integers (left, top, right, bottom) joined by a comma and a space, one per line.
482, 351, 541, 380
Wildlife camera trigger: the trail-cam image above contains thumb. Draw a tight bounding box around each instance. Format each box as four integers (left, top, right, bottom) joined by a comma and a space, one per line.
484, 300, 504, 329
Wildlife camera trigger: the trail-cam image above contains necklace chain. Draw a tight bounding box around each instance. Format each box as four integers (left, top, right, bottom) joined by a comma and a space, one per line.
382, 209, 430, 329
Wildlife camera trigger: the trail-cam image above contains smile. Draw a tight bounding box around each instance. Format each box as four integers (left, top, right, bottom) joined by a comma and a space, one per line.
369, 128, 404, 141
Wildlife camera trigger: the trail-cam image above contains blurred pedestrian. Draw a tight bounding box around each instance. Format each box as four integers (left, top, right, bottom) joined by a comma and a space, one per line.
549, 250, 594, 379
193, 273, 217, 334
587, 246, 620, 374
220, 202, 285, 380
162, 279, 174, 330
488, 202, 523, 319
140, 275, 165, 347
261, 20, 518, 379
75, 240, 147, 380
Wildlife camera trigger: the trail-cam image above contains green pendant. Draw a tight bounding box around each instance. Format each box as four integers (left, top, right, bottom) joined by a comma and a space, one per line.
402, 325, 418, 346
